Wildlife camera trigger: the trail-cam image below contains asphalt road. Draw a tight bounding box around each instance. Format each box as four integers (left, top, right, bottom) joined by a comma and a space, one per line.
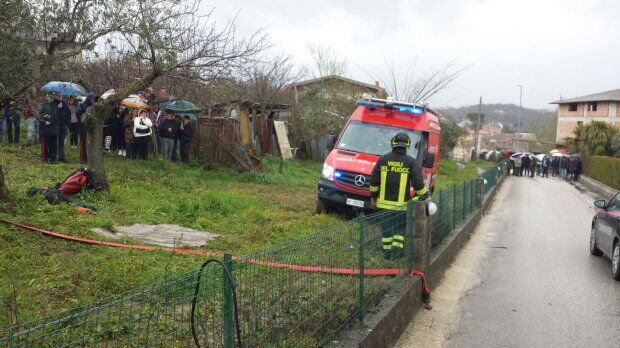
396, 175, 620, 348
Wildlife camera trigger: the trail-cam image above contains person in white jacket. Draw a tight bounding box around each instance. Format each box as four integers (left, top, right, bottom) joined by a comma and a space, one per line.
133, 109, 152, 160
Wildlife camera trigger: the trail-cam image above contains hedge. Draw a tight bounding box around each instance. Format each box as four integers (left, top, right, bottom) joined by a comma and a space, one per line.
582, 156, 620, 190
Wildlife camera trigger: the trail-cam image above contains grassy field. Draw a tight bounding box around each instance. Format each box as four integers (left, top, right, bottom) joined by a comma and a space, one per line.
0, 144, 492, 327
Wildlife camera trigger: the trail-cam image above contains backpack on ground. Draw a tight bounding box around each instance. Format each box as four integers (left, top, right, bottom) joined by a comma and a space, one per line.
58, 168, 92, 195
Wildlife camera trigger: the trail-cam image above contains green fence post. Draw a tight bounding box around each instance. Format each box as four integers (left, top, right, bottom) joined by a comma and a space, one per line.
452, 184, 457, 231
406, 200, 415, 270
358, 213, 365, 323
471, 180, 476, 209
222, 253, 233, 348
461, 184, 467, 220
437, 189, 443, 239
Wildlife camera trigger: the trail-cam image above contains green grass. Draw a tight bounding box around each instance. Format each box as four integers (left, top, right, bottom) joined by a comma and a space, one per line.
0, 144, 492, 327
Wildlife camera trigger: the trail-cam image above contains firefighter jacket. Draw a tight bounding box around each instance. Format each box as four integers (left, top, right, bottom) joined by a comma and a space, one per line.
369, 148, 426, 210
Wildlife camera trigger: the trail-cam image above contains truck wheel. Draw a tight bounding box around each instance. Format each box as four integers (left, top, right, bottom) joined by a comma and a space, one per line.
315, 199, 327, 214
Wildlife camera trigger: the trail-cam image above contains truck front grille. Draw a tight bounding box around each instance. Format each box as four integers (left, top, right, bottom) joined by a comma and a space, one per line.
336, 170, 370, 190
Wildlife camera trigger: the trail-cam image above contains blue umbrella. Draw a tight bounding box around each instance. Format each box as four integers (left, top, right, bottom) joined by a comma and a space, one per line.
41, 81, 88, 96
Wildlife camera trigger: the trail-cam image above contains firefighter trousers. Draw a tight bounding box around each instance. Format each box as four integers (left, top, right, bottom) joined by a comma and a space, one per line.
379, 210, 407, 259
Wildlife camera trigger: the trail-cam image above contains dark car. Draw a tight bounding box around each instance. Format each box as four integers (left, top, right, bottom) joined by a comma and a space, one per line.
590, 192, 620, 280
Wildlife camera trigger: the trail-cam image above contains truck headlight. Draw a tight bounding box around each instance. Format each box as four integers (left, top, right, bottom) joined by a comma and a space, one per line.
322, 163, 335, 181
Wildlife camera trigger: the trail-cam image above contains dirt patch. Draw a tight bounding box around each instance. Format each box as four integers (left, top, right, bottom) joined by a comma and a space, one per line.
91, 224, 219, 248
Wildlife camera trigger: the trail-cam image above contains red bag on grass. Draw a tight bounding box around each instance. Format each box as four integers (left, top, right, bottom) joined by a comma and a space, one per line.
58, 168, 91, 195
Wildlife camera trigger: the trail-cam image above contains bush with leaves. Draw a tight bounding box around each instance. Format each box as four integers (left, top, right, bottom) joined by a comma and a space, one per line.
440, 118, 466, 158
565, 121, 618, 156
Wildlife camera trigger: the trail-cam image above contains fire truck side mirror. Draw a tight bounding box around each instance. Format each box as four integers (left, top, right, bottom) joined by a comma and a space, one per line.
326, 135, 336, 151
423, 152, 435, 168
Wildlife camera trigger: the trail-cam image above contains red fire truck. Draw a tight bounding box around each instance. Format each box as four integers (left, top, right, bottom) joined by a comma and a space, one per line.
316, 96, 441, 214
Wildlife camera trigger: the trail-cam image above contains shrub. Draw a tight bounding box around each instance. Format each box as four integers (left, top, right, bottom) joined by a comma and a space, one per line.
593, 145, 606, 156
582, 156, 620, 190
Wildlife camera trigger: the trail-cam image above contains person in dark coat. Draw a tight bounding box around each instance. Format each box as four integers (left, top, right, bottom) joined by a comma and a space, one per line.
159, 111, 179, 161
571, 156, 582, 181
4, 98, 21, 144
559, 157, 569, 179
68, 96, 79, 149
529, 156, 537, 178
111, 105, 128, 155
52, 92, 70, 162
76, 93, 96, 163
179, 115, 194, 163
551, 156, 559, 177
124, 109, 136, 159
521, 155, 531, 177
38, 95, 59, 163
541, 155, 551, 178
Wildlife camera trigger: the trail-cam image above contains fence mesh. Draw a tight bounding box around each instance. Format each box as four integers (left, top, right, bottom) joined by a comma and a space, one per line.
0, 163, 505, 347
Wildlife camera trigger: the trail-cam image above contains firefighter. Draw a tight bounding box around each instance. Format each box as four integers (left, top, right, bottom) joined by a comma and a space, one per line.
369, 132, 429, 260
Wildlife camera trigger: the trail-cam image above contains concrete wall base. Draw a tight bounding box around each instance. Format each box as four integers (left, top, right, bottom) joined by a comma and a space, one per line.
578, 175, 617, 199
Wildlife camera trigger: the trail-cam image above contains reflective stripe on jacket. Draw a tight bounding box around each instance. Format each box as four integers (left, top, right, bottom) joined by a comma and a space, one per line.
369, 148, 426, 211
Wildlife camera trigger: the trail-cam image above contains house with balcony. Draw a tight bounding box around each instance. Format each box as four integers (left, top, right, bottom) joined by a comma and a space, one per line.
551, 88, 620, 144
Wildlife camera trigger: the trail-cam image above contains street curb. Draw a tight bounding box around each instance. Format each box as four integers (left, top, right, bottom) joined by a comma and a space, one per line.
577, 175, 618, 199
332, 176, 505, 348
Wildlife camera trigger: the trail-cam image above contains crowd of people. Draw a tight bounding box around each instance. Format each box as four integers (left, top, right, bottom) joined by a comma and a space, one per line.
0, 94, 194, 164
101, 102, 194, 162
508, 153, 582, 181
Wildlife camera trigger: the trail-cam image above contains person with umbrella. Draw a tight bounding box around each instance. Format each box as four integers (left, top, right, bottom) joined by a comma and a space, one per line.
159, 110, 178, 161
52, 92, 71, 162
179, 115, 194, 163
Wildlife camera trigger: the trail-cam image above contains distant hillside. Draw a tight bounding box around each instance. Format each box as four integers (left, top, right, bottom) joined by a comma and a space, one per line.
437, 103, 554, 129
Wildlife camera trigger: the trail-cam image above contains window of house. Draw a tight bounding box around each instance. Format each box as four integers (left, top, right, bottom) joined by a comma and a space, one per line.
587, 102, 598, 111
568, 103, 578, 111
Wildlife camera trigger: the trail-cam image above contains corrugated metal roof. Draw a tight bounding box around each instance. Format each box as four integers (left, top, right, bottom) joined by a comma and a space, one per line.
550, 88, 620, 104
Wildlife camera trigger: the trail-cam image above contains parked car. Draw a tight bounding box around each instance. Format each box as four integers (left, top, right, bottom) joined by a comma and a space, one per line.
590, 192, 620, 280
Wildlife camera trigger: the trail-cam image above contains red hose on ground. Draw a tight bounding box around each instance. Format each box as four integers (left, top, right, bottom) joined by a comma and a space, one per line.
0, 217, 431, 293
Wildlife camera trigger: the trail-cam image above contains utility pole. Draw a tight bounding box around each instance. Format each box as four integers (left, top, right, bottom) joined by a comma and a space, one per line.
516, 84, 523, 150
474, 96, 482, 158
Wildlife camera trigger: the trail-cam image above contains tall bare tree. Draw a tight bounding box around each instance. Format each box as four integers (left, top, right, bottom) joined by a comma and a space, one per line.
363, 56, 464, 104
238, 53, 302, 108
83, 0, 266, 190
306, 43, 349, 78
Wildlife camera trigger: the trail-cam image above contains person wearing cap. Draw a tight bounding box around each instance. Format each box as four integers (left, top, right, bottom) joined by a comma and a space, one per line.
369, 132, 429, 260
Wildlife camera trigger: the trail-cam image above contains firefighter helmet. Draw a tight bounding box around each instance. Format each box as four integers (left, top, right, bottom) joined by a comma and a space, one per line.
391, 132, 411, 148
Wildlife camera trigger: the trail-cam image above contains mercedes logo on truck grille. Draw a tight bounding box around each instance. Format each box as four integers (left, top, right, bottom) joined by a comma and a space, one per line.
354, 175, 366, 187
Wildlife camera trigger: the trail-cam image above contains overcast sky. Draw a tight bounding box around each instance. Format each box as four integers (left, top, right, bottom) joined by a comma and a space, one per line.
203, 0, 620, 110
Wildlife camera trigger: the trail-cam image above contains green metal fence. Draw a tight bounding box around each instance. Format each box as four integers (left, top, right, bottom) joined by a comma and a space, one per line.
0, 164, 505, 347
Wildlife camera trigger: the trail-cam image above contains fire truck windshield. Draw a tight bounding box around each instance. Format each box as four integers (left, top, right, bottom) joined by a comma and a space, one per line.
336, 121, 422, 157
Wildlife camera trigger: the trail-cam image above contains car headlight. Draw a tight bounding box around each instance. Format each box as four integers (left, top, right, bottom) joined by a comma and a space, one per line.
322, 163, 335, 181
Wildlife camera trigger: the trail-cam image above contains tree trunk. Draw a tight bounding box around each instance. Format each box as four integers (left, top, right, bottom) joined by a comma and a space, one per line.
86, 113, 109, 191
0, 164, 10, 200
